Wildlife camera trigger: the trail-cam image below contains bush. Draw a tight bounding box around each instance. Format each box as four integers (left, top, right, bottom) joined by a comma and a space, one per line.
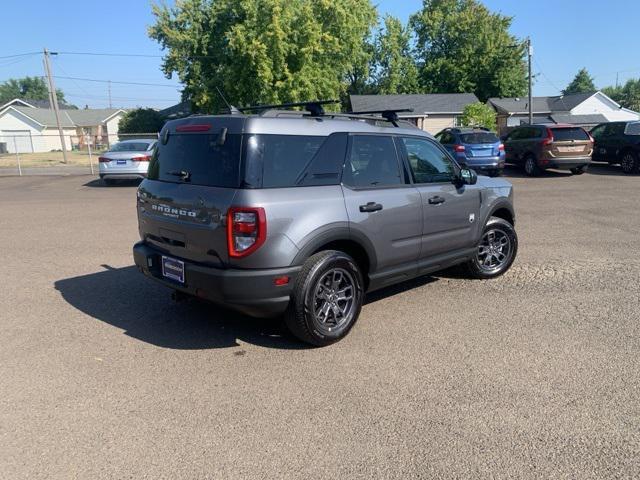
460, 102, 497, 131
118, 108, 165, 134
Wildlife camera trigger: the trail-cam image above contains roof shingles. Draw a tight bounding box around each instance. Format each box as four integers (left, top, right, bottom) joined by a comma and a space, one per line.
350, 93, 479, 115
10, 106, 123, 128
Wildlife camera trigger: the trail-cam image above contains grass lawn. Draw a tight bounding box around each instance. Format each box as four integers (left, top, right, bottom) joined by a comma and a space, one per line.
0, 150, 106, 168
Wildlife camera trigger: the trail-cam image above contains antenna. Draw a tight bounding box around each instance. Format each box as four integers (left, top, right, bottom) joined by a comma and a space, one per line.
215, 86, 240, 114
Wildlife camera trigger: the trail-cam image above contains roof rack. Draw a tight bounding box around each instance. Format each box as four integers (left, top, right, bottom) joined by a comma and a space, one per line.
237, 99, 339, 117
347, 109, 414, 127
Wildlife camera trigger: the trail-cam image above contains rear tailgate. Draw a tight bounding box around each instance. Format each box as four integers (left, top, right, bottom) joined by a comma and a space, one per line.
136, 117, 245, 266
549, 127, 592, 158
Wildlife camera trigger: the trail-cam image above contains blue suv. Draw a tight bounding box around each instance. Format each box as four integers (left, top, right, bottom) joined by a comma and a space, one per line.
435, 128, 505, 177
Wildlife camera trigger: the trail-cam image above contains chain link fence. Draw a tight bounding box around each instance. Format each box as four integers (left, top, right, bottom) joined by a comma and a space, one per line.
0, 133, 159, 176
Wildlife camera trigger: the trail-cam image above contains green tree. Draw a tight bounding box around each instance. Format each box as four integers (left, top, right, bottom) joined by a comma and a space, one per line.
118, 108, 166, 134
459, 102, 497, 130
563, 68, 596, 95
0, 76, 69, 105
373, 15, 419, 94
602, 79, 640, 111
409, 0, 527, 102
149, 0, 377, 113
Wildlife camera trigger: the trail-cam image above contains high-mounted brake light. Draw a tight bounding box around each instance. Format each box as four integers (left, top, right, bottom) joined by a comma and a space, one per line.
175, 124, 211, 132
227, 207, 266, 258
454, 145, 466, 152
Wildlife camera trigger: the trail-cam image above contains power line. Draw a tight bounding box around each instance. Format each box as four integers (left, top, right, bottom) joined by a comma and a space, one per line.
0, 51, 41, 59
52, 75, 181, 88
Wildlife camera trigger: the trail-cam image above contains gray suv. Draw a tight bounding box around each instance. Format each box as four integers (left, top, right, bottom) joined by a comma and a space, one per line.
133, 104, 518, 346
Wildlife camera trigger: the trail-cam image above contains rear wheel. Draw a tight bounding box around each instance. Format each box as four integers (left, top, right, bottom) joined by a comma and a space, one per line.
523, 155, 541, 177
285, 250, 364, 347
620, 151, 639, 174
570, 166, 588, 175
466, 217, 518, 279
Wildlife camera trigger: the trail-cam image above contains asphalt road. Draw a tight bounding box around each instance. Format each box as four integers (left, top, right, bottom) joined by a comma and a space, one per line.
1, 165, 639, 479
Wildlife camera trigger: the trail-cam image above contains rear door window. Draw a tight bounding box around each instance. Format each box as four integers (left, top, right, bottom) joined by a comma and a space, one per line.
342, 135, 402, 188
551, 127, 590, 141
148, 133, 242, 187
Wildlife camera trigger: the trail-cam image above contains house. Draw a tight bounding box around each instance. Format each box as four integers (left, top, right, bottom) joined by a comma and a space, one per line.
159, 101, 192, 119
349, 93, 479, 134
0, 99, 125, 153
488, 91, 640, 135
0, 98, 76, 111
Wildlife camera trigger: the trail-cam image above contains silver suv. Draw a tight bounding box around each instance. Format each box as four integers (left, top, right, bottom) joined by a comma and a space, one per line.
133, 103, 518, 346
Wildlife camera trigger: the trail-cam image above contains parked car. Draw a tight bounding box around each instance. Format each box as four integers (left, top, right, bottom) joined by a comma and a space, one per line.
133, 105, 518, 346
435, 127, 505, 177
503, 124, 593, 176
98, 139, 157, 185
590, 121, 640, 174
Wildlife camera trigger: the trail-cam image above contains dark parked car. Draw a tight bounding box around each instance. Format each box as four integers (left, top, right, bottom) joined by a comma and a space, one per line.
133, 103, 517, 346
503, 124, 593, 176
435, 128, 505, 177
590, 121, 640, 174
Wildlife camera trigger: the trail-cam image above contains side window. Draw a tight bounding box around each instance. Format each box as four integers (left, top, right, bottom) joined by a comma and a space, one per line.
610, 123, 625, 136
401, 137, 456, 184
342, 135, 402, 188
590, 124, 606, 140
506, 129, 521, 141
441, 132, 455, 144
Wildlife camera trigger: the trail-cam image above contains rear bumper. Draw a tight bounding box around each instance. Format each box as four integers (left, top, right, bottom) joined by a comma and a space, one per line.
457, 154, 505, 170
133, 242, 299, 318
100, 172, 147, 180
541, 156, 592, 170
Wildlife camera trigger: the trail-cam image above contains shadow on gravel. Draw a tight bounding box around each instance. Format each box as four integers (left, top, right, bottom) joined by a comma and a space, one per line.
585, 162, 633, 177
501, 165, 573, 179
364, 275, 439, 304
54, 264, 306, 350
83, 179, 142, 188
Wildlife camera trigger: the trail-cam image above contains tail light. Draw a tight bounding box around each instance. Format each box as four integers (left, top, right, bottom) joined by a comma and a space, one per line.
98, 156, 110, 163
498, 143, 505, 151
453, 145, 466, 152
227, 207, 266, 258
131, 154, 151, 162
542, 128, 554, 146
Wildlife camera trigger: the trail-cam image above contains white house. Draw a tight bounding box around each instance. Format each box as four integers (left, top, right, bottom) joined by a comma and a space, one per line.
0, 99, 125, 153
488, 91, 640, 135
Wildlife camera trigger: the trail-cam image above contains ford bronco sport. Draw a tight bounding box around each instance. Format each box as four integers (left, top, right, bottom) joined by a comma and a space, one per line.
133, 101, 517, 346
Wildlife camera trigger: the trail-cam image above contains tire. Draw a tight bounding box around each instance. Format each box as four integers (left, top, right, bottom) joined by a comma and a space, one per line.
620, 151, 639, 174
466, 217, 518, 279
570, 166, 588, 175
523, 155, 541, 177
284, 250, 364, 347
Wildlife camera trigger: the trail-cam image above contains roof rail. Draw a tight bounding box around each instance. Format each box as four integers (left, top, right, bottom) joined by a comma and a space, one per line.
347, 108, 414, 127
238, 99, 340, 117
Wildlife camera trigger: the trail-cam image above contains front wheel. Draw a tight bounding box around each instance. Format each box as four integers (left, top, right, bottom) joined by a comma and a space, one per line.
620, 151, 639, 174
285, 250, 364, 346
523, 155, 541, 177
466, 217, 518, 279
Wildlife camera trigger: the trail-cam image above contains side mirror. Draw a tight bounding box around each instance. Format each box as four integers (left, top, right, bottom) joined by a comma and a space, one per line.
459, 168, 478, 186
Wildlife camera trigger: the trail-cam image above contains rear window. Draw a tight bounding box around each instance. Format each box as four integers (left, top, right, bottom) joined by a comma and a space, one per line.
551, 127, 590, 141
459, 132, 499, 144
110, 141, 151, 152
148, 133, 242, 187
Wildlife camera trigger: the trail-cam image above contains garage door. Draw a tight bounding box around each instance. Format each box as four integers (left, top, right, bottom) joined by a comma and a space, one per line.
0, 130, 33, 153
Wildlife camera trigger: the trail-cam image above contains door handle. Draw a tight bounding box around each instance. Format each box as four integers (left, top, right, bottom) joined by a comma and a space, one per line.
428, 196, 445, 205
359, 202, 383, 213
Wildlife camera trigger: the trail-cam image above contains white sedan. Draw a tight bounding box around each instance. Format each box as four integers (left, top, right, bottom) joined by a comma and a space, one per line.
98, 139, 157, 185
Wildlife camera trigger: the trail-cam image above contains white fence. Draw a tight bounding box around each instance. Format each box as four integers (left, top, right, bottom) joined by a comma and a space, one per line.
0, 133, 158, 176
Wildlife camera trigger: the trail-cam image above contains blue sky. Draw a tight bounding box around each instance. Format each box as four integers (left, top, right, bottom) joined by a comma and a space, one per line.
1, 0, 638, 109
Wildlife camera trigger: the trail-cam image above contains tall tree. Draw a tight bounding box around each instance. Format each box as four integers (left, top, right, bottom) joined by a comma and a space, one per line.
460, 102, 497, 131
0, 76, 68, 105
563, 68, 596, 95
409, 0, 527, 102
149, 0, 377, 113
603, 78, 640, 112
373, 15, 419, 94
118, 108, 166, 134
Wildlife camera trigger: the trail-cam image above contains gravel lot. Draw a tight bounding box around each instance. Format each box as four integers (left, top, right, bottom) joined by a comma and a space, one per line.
1, 165, 639, 479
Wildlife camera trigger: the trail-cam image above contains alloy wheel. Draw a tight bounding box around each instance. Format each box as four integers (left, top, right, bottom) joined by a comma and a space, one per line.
312, 268, 356, 335
476, 228, 512, 274
621, 153, 636, 174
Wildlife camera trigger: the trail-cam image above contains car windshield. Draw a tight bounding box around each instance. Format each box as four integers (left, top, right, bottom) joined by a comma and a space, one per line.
460, 132, 499, 144
110, 142, 151, 152
551, 128, 590, 141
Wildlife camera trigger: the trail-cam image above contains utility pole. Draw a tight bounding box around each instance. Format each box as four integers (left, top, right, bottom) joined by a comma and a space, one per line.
43, 48, 69, 164
527, 37, 533, 125
108, 80, 112, 109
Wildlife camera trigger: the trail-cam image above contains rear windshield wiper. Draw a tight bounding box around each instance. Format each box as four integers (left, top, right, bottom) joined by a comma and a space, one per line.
167, 170, 191, 181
